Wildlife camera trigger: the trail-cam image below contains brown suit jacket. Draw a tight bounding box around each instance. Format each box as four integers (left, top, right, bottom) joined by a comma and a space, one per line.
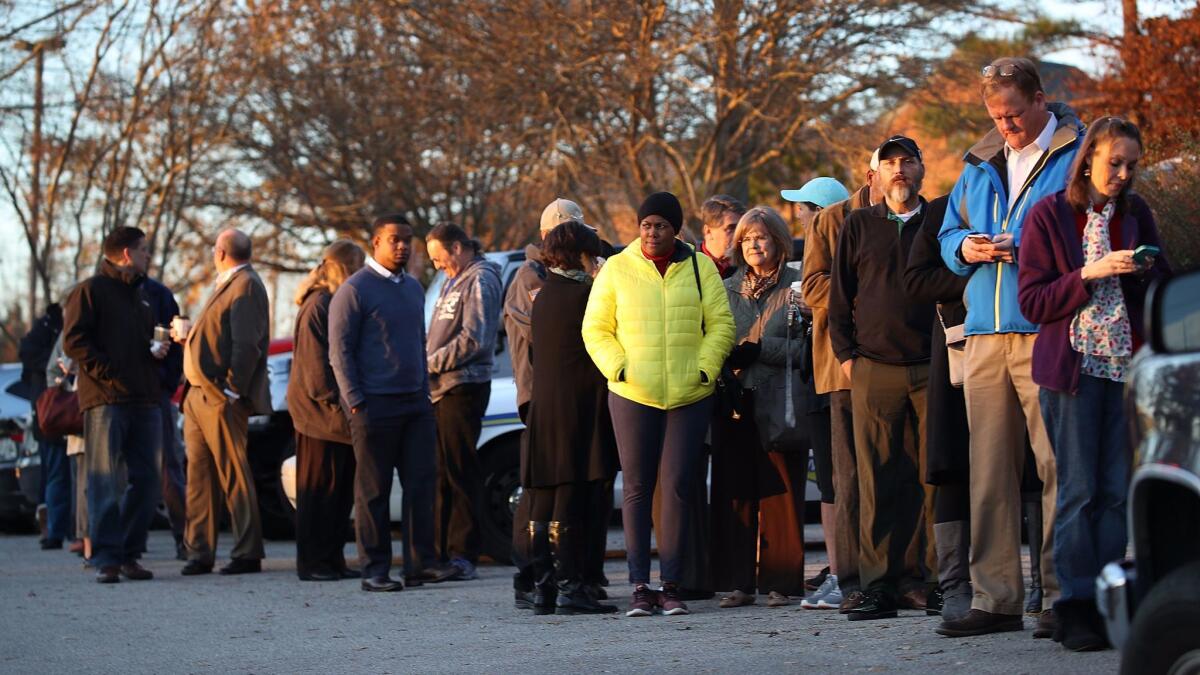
801, 184, 871, 395
184, 265, 272, 415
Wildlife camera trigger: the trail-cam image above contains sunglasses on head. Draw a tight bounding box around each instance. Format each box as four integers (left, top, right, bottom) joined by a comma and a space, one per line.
981, 63, 1027, 79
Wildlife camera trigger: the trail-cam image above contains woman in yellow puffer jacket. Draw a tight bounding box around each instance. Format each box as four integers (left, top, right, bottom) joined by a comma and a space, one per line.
582, 191, 735, 618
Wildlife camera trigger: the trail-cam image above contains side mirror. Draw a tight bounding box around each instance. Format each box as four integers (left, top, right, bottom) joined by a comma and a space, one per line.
1148, 269, 1200, 354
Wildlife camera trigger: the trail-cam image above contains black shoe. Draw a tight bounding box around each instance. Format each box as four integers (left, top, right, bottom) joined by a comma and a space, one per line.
555, 582, 619, 615
515, 587, 536, 610
839, 589, 866, 614
174, 542, 188, 562
1032, 608, 1058, 639
361, 576, 404, 592
40, 538, 63, 551
120, 561, 154, 580
298, 568, 340, 582
936, 609, 1024, 637
402, 574, 425, 588
806, 566, 831, 592
181, 560, 213, 576
419, 562, 461, 584
584, 582, 608, 601
336, 567, 361, 580
846, 590, 898, 621
1059, 601, 1108, 651
219, 558, 262, 575
96, 565, 120, 584
925, 586, 945, 616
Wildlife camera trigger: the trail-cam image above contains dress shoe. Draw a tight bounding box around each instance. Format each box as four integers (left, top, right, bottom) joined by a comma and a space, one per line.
1058, 601, 1107, 651
925, 586, 945, 616
96, 566, 120, 584
838, 589, 866, 614
120, 561, 154, 580
766, 591, 792, 608
936, 609, 1024, 637
584, 583, 608, 601
898, 586, 928, 611
174, 542, 188, 562
403, 574, 425, 588
219, 558, 262, 575
514, 587, 535, 610
719, 589, 756, 608
419, 562, 462, 584
1032, 608, 1058, 639
846, 590, 898, 621
337, 567, 361, 580
181, 560, 214, 576
298, 569, 340, 582
361, 576, 404, 592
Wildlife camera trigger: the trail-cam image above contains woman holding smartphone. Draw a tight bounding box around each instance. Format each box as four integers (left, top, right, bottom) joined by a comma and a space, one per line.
1017, 117, 1170, 651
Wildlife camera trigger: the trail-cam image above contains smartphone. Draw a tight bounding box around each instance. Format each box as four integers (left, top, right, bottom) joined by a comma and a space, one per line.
1132, 244, 1160, 267
967, 233, 992, 244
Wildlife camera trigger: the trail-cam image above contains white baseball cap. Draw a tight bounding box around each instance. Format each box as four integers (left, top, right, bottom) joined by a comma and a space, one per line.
540, 198, 592, 232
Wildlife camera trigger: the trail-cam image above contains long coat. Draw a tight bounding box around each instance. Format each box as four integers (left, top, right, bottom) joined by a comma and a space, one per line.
287, 289, 352, 444
522, 273, 617, 488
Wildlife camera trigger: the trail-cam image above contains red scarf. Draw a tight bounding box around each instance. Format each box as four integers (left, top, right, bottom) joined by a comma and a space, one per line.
643, 246, 672, 276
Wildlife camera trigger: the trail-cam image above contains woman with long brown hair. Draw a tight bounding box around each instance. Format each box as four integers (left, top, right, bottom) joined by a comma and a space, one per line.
288, 239, 366, 581
1018, 117, 1170, 650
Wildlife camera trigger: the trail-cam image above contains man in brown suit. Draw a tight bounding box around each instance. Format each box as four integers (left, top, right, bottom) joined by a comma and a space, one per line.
175, 229, 272, 576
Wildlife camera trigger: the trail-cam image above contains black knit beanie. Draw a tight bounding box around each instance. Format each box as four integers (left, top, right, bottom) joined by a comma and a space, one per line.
637, 191, 684, 233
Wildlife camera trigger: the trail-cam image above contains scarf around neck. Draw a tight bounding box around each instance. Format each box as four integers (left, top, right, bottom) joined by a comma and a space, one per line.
1069, 200, 1133, 382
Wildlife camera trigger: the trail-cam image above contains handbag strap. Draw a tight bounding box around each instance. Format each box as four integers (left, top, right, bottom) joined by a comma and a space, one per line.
691, 251, 706, 333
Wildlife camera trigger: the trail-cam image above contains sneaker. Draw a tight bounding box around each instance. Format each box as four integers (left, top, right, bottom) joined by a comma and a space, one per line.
449, 558, 478, 581
802, 573, 842, 609
660, 584, 690, 616
626, 584, 656, 617
805, 566, 830, 592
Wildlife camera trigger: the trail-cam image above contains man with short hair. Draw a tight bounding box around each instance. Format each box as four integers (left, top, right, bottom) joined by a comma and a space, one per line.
698, 195, 746, 279
426, 222, 503, 580
178, 229, 271, 577
62, 226, 166, 583
830, 135, 936, 621
936, 56, 1084, 637
330, 215, 444, 591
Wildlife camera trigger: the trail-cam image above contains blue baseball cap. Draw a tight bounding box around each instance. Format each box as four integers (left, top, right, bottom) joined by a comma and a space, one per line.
780, 177, 851, 209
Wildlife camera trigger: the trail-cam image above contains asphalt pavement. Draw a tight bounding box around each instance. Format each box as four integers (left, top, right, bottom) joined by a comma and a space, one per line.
0, 530, 1119, 674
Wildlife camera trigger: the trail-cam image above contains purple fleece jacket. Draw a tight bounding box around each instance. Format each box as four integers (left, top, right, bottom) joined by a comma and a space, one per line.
1017, 190, 1171, 394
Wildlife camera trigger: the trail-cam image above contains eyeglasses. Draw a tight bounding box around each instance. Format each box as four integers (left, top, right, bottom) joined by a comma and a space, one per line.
981, 63, 1027, 79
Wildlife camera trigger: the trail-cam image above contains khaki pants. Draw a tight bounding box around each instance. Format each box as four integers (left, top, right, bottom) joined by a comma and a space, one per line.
183, 388, 264, 564
963, 333, 1059, 615
850, 359, 930, 595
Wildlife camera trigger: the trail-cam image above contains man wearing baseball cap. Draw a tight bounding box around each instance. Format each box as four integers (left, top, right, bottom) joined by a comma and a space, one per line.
829, 135, 936, 621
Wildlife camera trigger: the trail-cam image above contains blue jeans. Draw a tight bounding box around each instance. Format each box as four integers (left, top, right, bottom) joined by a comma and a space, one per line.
608, 393, 713, 585
39, 439, 72, 544
84, 403, 162, 568
1039, 375, 1130, 604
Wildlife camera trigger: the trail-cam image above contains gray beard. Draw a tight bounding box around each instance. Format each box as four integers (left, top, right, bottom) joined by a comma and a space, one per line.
888, 182, 914, 205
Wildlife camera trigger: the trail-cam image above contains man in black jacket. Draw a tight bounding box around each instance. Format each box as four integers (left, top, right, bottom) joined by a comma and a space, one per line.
62, 227, 167, 583
830, 136, 936, 620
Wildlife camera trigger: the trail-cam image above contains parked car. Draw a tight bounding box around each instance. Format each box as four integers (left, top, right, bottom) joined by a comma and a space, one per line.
0, 363, 36, 531
1096, 268, 1200, 675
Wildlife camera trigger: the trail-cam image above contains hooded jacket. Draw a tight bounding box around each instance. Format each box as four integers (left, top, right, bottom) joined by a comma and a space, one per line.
62, 259, 159, 411
427, 255, 503, 402
582, 239, 735, 410
937, 102, 1085, 336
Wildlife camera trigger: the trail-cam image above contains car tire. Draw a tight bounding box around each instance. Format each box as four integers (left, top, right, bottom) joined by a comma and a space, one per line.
1120, 560, 1200, 675
478, 434, 520, 565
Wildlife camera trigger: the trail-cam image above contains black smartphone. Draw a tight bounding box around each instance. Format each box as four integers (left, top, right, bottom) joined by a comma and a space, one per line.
1132, 244, 1160, 267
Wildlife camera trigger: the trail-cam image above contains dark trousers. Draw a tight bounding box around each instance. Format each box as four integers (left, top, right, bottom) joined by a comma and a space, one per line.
433, 382, 490, 564
609, 392, 713, 585
39, 439, 72, 544
830, 390, 860, 589
295, 433, 356, 575
350, 403, 437, 579
71, 452, 87, 540
711, 402, 807, 595
1040, 375, 1129, 604
849, 359, 929, 597
159, 398, 186, 545
84, 403, 162, 568
809, 405, 835, 504
586, 480, 614, 584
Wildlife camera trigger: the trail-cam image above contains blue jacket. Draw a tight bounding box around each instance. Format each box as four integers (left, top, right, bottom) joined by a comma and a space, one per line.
938, 103, 1085, 336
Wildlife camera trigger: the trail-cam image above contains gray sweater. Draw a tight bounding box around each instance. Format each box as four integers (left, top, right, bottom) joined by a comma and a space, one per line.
427, 256, 502, 402
328, 266, 429, 410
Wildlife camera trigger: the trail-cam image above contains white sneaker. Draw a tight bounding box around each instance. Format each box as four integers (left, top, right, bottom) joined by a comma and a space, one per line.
801, 573, 842, 609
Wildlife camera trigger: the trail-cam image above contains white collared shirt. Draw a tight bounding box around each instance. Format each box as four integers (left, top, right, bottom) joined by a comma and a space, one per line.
1004, 112, 1057, 209
366, 256, 404, 283
216, 263, 248, 287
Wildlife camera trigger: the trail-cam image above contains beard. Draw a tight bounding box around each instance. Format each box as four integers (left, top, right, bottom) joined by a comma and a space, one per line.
888, 180, 915, 205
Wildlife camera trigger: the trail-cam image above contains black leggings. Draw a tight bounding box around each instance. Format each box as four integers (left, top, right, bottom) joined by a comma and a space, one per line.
527, 481, 595, 523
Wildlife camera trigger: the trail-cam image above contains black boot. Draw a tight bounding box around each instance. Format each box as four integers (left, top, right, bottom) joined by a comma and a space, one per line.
1059, 600, 1107, 652
512, 491, 535, 609
528, 522, 557, 615
1023, 497, 1044, 615
550, 521, 617, 615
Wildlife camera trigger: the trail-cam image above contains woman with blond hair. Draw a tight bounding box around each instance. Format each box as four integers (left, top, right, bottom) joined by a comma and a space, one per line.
287, 239, 366, 581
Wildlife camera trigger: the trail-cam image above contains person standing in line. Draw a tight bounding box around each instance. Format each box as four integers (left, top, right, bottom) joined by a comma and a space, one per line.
780, 176, 851, 610
62, 226, 166, 583
710, 206, 809, 609
829, 135, 936, 621
582, 191, 735, 618
699, 195, 746, 279
522, 221, 619, 615
936, 57, 1085, 638
1017, 117, 1170, 650
426, 223, 503, 581
140, 275, 187, 561
177, 229, 270, 577
799, 164, 882, 613
21, 302, 66, 550
289, 239, 366, 582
